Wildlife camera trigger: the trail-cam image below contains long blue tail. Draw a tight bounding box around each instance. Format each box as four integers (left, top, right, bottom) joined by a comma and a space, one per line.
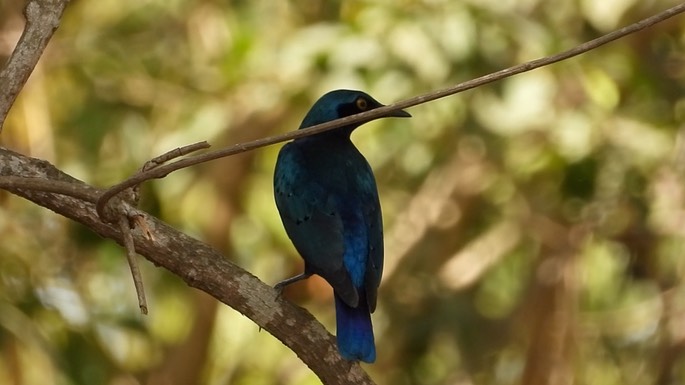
334, 293, 375, 363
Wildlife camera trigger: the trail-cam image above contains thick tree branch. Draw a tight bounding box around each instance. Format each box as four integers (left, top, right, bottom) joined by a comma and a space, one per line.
0, 146, 375, 385
0, 0, 69, 133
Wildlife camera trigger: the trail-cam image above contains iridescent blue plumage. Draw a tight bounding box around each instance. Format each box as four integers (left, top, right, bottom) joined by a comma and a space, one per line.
274, 90, 410, 362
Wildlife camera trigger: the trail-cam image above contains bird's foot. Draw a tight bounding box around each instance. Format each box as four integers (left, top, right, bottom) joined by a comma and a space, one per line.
273, 281, 287, 296
273, 272, 312, 299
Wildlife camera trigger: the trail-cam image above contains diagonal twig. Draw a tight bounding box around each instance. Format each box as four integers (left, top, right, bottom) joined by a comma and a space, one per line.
118, 215, 148, 315
141, 141, 210, 172
95, 142, 210, 219
0, 0, 69, 133
94, 1, 685, 218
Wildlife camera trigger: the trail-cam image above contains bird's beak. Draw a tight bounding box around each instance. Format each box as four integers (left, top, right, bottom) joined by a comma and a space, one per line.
387, 108, 411, 118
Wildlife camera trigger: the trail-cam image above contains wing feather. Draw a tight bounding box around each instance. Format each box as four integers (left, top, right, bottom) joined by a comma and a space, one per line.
274, 142, 358, 307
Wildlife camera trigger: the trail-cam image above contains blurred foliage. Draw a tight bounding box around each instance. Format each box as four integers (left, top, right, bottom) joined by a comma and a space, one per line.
2, 0, 685, 384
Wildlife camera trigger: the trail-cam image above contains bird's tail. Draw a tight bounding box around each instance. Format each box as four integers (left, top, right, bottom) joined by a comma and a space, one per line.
334, 292, 375, 363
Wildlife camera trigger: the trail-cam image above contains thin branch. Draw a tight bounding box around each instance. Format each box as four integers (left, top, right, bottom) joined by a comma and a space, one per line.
119, 215, 148, 315
0, 0, 69, 133
94, 1, 685, 216
96, 141, 210, 219
141, 141, 210, 172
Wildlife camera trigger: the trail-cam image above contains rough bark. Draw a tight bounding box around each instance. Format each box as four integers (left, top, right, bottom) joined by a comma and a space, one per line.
0, 147, 374, 385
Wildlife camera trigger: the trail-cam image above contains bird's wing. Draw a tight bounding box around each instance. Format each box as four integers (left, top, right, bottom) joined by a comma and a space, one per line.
355, 162, 384, 313
274, 143, 359, 307
365, 205, 383, 313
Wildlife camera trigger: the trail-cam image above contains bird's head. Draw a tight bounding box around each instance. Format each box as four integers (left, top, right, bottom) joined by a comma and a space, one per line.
299, 89, 411, 133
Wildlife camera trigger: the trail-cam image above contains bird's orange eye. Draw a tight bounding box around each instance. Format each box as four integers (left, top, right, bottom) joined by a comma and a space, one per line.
356, 97, 368, 110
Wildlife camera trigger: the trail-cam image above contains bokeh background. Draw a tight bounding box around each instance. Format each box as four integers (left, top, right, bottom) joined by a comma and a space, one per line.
2, 0, 685, 384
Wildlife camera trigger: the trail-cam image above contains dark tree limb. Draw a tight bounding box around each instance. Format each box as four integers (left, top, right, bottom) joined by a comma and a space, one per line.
0, 0, 69, 132
0, 146, 375, 385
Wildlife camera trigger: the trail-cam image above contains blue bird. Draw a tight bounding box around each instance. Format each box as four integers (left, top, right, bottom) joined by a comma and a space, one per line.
273, 89, 410, 363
